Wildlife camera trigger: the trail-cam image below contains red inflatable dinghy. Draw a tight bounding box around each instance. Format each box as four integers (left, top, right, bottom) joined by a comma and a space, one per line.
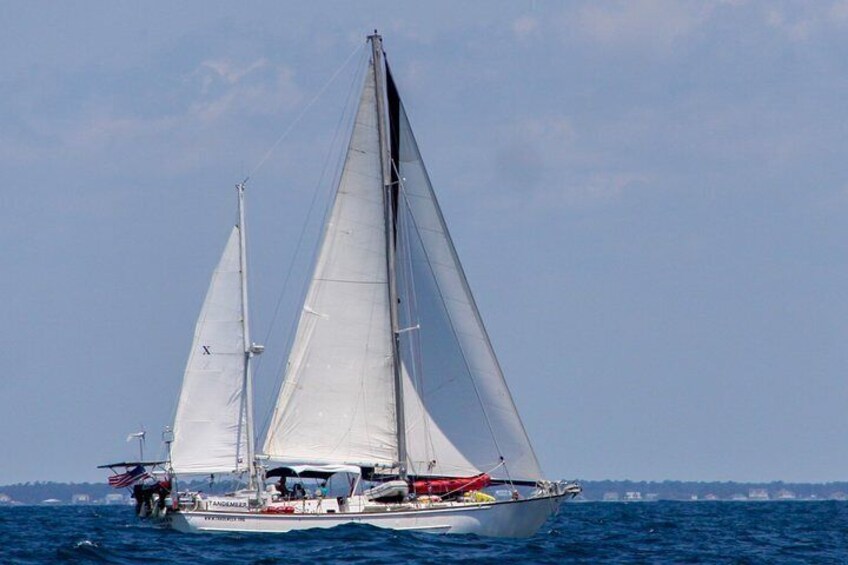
412, 473, 491, 495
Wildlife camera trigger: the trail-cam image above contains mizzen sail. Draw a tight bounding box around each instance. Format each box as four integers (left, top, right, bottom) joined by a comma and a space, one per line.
170, 227, 250, 474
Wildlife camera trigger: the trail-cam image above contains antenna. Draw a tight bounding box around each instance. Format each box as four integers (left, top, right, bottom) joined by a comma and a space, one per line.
162, 426, 174, 464
126, 428, 146, 461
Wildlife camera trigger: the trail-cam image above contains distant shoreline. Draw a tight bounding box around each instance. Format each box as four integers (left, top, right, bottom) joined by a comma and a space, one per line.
2, 479, 847, 506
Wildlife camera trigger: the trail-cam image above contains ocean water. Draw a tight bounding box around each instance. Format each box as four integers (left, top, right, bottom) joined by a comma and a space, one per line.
2, 501, 848, 563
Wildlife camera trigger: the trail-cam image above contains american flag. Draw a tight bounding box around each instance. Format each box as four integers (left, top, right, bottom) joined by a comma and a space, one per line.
108, 465, 150, 488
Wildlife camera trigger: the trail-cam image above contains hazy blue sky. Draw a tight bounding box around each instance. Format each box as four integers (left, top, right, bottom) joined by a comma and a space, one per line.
2, 1, 847, 485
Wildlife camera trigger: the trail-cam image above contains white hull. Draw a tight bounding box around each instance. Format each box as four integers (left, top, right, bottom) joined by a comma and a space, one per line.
166, 493, 568, 538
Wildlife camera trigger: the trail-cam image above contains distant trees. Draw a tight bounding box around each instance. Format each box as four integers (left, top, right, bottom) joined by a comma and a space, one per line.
2, 479, 848, 504
575, 480, 848, 501
0, 479, 243, 505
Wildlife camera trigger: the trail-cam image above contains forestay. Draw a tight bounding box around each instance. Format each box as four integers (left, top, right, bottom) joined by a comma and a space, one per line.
171, 227, 250, 474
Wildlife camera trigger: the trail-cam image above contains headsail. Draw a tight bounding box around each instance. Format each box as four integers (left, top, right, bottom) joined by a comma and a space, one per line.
170, 227, 250, 474
262, 63, 398, 467
390, 69, 544, 483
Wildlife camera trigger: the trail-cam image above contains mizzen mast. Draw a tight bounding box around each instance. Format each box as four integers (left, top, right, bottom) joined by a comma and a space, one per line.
237, 181, 263, 489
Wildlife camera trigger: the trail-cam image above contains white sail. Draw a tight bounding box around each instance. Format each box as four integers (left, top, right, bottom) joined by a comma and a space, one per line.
262, 65, 398, 466
171, 227, 249, 474
393, 99, 544, 482
400, 361, 479, 477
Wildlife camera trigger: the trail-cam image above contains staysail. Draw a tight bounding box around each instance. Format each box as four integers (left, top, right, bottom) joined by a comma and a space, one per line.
391, 79, 544, 483
170, 227, 250, 474
262, 64, 398, 467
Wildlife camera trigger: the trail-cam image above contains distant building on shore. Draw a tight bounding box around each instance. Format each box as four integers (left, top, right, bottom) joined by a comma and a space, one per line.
624, 491, 642, 501
104, 493, 126, 505
72, 494, 91, 504
776, 489, 796, 500
748, 489, 769, 501
602, 492, 620, 502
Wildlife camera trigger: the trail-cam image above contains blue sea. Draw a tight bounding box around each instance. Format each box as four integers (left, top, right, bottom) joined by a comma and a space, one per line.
2, 501, 848, 563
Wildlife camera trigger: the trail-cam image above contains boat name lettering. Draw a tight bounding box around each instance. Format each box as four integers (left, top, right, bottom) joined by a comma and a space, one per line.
207, 499, 249, 509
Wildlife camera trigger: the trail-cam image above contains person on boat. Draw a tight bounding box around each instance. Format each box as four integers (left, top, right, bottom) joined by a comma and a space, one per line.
276, 477, 289, 499
315, 480, 328, 498
292, 482, 306, 499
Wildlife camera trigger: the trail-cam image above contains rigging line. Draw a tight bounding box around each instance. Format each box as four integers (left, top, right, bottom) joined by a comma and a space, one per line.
246, 41, 366, 181
256, 48, 369, 442
273, 48, 368, 359
270, 54, 366, 401
427, 460, 506, 500
253, 47, 367, 377
233, 45, 364, 454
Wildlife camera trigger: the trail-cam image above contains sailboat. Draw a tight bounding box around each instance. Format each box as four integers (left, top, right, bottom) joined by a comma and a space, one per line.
106, 32, 579, 538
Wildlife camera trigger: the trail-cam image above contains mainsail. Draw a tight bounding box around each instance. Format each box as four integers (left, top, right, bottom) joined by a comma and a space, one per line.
170, 227, 250, 474
262, 64, 398, 467
261, 47, 543, 484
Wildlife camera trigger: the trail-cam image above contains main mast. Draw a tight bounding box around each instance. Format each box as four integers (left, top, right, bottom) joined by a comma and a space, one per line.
369, 32, 407, 479
237, 181, 262, 489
